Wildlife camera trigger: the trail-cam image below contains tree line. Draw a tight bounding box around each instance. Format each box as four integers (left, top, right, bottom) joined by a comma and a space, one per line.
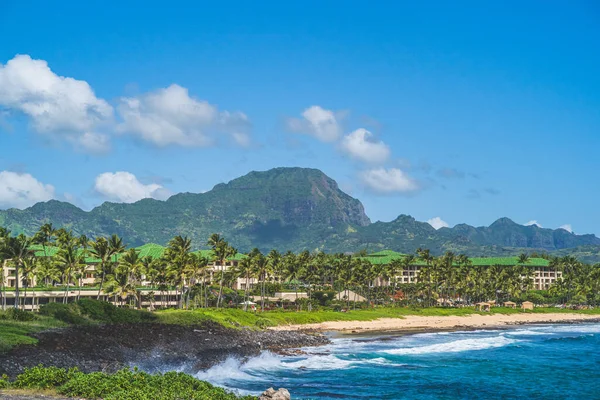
1, 224, 599, 310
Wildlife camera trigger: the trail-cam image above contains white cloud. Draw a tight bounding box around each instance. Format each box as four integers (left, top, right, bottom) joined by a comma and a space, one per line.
559, 224, 573, 233
359, 168, 420, 194
427, 217, 449, 230
286, 105, 342, 142
0, 171, 55, 209
94, 172, 172, 203
76, 132, 110, 153
117, 84, 249, 147
340, 128, 390, 164
525, 220, 542, 228
0, 55, 113, 152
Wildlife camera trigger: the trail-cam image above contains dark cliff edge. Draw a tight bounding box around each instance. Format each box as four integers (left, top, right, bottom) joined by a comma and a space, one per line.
0, 321, 329, 378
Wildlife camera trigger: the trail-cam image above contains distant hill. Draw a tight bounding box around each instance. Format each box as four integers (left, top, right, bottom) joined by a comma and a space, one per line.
1, 167, 599, 262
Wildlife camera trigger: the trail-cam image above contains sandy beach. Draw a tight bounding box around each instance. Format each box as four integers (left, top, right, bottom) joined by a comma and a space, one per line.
270, 313, 600, 333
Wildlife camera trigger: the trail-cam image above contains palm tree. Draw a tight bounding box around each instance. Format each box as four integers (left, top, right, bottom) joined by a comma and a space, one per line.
2, 234, 35, 309
119, 248, 144, 308
251, 249, 270, 311
387, 258, 403, 305
233, 256, 254, 310
283, 251, 302, 309
33, 223, 56, 259
104, 265, 136, 307
108, 234, 126, 268
165, 236, 192, 309
417, 248, 434, 307
207, 234, 236, 308
21, 257, 38, 309
187, 253, 209, 308
90, 237, 111, 300
55, 243, 85, 304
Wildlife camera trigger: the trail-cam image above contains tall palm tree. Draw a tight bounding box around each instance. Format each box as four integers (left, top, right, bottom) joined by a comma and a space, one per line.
104, 264, 136, 307
2, 234, 35, 309
119, 248, 144, 308
108, 234, 126, 268
34, 223, 56, 259
165, 236, 192, 309
55, 243, 85, 304
387, 258, 403, 305
417, 248, 434, 307
283, 251, 302, 308
186, 253, 209, 308
90, 237, 111, 299
207, 234, 236, 308
233, 256, 254, 310
21, 257, 38, 309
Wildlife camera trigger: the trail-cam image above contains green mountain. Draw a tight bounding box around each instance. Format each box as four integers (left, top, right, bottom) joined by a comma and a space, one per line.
1, 167, 599, 261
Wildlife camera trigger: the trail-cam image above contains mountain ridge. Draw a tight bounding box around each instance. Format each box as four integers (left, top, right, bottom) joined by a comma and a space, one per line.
0, 167, 598, 262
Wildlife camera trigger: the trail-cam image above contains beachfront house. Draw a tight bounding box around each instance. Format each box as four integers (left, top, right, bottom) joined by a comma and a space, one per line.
522, 301, 534, 310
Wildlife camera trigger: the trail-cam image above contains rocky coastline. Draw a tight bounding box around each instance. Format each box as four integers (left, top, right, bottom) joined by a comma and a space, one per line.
0, 321, 329, 378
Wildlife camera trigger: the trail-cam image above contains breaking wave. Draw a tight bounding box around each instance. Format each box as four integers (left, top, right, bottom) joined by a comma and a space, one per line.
383, 336, 519, 355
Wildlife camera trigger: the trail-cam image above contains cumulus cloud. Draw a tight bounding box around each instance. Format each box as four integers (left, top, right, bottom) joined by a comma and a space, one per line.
286, 105, 342, 142
359, 168, 420, 194
0, 171, 55, 209
559, 224, 573, 233
427, 217, 449, 230
525, 220, 543, 228
94, 172, 172, 203
340, 128, 390, 164
0, 55, 113, 152
117, 84, 250, 147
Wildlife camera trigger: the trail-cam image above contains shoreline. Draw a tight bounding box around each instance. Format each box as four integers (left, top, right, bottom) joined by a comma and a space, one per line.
269, 313, 600, 335
0, 322, 329, 378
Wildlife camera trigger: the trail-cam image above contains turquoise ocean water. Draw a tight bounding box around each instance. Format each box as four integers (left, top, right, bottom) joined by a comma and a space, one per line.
195, 323, 600, 399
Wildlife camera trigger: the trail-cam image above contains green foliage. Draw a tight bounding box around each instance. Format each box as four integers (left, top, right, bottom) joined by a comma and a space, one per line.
13, 365, 75, 389
0, 374, 8, 389
0, 308, 37, 322
6, 366, 257, 400
39, 303, 89, 325
254, 318, 275, 328
39, 299, 157, 325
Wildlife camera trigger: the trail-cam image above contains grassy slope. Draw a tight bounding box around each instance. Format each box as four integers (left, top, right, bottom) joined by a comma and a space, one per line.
155, 306, 600, 329
0, 316, 66, 353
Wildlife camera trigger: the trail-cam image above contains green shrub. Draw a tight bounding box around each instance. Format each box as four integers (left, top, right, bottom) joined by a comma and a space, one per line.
39, 303, 88, 325
0, 308, 37, 322
255, 318, 275, 328
39, 300, 157, 325
7, 367, 261, 400
13, 365, 76, 389
0, 374, 8, 389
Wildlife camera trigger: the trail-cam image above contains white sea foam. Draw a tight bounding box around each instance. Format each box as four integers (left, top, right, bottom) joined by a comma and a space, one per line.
194, 357, 260, 383
505, 329, 551, 336
284, 354, 356, 370
548, 324, 600, 334
383, 336, 519, 355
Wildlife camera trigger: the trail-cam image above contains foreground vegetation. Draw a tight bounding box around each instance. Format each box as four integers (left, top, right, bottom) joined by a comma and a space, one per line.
0, 365, 256, 400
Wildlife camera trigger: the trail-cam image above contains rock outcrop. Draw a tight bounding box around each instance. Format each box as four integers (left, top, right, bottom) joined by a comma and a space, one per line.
260, 387, 291, 400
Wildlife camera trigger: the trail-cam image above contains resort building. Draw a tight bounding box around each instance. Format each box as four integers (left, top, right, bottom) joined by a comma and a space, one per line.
359, 251, 562, 290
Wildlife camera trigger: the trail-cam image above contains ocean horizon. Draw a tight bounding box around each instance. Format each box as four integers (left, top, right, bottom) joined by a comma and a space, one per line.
190, 323, 600, 399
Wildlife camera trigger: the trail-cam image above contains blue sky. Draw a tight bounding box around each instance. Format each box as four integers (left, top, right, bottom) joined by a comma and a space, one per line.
0, 0, 599, 235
